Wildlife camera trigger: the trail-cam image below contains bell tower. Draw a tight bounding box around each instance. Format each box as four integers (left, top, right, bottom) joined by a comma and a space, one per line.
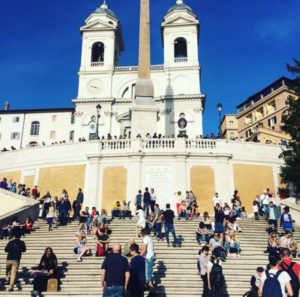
162, 0, 200, 69
77, 1, 124, 99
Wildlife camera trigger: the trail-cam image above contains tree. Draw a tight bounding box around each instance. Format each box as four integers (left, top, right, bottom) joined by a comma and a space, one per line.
280, 59, 300, 197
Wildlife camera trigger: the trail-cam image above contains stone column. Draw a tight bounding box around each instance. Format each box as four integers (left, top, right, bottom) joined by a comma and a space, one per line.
138, 0, 151, 80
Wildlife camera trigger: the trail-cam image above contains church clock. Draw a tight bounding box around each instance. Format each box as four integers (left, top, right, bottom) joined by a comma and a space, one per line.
87, 79, 102, 94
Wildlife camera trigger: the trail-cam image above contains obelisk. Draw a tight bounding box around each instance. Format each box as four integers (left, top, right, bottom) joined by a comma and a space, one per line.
131, 0, 158, 137
135, 0, 154, 101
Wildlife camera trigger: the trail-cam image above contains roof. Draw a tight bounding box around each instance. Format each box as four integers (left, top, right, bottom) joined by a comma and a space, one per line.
167, 1, 194, 14
95, 2, 117, 19
0, 107, 75, 115
236, 76, 295, 110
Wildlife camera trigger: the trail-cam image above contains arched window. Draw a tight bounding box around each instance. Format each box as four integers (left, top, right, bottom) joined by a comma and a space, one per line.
174, 37, 187, 62
91, 42, 105, 63
28, 141, 38, 147
30, 121, 40, 136
121, 87, 129, 98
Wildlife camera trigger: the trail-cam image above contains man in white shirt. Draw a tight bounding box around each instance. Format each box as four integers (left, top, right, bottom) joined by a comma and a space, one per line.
259, 253, 293, 297
198, 246, 210, 297
140, 229, 155, 288
212, 193, 222, 207
260, 190, 270, 218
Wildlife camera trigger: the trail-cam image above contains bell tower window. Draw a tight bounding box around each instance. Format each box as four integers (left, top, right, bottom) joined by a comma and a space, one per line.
174, 37, 187, 63
91, 42, 105, 67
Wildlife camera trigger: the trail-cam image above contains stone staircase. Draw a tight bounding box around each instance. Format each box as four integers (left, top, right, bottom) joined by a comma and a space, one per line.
0, 217, 299, 297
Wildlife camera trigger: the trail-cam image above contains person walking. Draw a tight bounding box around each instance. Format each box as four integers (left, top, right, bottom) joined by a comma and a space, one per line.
143, 187, 151, 219
259, 253, 293, 297
5, 230, 26, 292
128, 243, 146, 297
198, 245, 210, 297
163, 204, 178, 246
101, 243, 130, 297
140, 229, 155, 289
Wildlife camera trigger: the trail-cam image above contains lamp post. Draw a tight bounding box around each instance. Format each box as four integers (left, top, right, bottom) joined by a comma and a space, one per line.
217, 103, 223, 138
96, 104, 102, 139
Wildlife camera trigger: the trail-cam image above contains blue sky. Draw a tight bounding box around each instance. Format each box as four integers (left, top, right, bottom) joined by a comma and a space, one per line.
0, 0, 299, 134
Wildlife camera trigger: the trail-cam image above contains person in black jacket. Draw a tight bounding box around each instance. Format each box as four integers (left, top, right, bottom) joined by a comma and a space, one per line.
5, 230, 26, 291
31, 247, 58, 297
59, 196, 71, 226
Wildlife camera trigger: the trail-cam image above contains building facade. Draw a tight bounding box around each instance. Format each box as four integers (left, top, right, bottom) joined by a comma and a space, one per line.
0, 108, 75, 150
73, 1, 204, 140
236, 77, 296, 144
220, 115, 239, 141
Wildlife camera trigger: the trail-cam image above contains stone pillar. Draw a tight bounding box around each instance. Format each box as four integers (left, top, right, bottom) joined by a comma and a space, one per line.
84, 156, 101, 208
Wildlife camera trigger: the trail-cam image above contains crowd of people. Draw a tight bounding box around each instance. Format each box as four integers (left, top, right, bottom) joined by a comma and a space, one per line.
1, 179, 300, 297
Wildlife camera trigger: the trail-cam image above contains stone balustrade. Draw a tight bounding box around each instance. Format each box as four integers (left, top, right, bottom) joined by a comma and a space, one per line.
99, 138, 217, 153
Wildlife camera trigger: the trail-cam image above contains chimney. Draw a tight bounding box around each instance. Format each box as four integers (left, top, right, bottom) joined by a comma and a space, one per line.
4, 101, 9, 111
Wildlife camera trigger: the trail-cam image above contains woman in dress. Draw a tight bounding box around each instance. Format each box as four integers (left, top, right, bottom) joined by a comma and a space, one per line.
74, 231, 91, 261
46, 202, 56, 231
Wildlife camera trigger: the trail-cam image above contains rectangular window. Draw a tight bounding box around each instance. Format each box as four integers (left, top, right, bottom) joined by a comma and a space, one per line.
11, 132, 20, 140
230, 132, 235, 140
52, 115, 57, 122
71, 112, 75, 124
229, 120, 234, 128
268, 116, 277, 127
69, 130, 74, 141
12, 116, 20, 123
50, 131, 56, 139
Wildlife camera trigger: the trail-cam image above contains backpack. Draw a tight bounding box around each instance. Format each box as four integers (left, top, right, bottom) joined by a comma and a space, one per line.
262, 270, 283, 297
210, 263, 224, 288
280, 261, 299, 296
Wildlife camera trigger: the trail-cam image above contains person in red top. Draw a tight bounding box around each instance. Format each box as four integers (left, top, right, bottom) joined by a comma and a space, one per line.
31, 186, 40, 199
22, 217, 33, 234
280, 248, 300, 297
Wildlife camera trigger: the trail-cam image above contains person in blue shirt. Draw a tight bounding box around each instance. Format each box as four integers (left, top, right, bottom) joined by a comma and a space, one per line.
135, 190, 142, 210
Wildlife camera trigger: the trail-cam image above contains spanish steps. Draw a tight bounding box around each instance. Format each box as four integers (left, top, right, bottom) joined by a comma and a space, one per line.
0, 216, 299, 297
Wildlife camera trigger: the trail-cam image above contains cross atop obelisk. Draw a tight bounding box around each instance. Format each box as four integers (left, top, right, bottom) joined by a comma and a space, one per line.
135, 0, 154, 102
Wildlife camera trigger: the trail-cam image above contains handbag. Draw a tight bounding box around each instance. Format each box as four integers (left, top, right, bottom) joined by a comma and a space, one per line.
47, 278, 58, 292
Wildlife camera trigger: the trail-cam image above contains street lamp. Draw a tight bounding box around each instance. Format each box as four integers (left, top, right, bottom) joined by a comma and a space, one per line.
217, 103, 223, 138
96, 104, 102, 139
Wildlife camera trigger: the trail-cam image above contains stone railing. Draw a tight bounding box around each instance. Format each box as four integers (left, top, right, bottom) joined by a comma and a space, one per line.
99, 138, 217, 154
186, 139, 216, 149
174, 57, 188, 63
114, 64, 164, 72
100, 139, 132, 151
91, 61, 104, 67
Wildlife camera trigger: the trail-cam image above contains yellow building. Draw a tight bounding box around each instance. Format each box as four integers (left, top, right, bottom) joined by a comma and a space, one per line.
236, 77, 296, 144
220, 115, 239, 140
